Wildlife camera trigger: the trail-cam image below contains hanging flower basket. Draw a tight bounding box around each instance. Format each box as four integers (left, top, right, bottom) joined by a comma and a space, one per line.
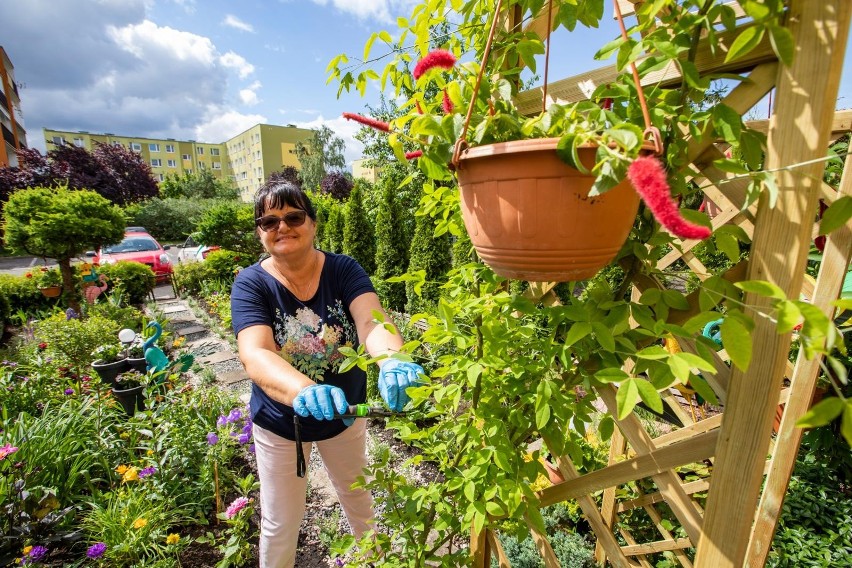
112, 384, 146, 417
455, 138, 641, 282
91, 358, 129, 386
39, 285, 62, 298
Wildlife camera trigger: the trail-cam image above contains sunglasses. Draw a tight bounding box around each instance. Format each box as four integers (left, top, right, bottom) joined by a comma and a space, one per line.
255, 210, 308, 232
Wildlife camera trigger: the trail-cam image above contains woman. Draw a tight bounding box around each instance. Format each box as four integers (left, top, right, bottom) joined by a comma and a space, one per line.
231, 180, 423, 567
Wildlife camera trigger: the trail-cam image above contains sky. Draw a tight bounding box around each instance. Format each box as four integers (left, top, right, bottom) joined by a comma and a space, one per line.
2, 0, 851, 167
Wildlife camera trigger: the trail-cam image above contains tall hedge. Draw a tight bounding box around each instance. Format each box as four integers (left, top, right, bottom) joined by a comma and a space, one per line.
123, 197, 222, 242
406, 211, 451, 315
343, 186, 376, 275
324, 203, 345, 253
373, 182, 408, 311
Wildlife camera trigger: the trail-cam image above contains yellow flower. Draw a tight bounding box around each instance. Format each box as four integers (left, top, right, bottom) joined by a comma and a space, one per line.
133, 518, 148, 529
147, 449, 154, 456
120, 432, 130, 439
172, 336, 186, 348
115, 465, 128, 475
166, 533, 180, 545
122, 466, 139, 482
23, 546, 32, 555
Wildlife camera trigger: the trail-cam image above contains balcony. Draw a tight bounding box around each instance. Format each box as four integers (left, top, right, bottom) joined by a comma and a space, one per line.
2, 123, 16, 147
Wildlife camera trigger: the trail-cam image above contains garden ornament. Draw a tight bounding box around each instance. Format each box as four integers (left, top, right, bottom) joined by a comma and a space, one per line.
84, 273, 109, 304
703, 319, 724, 348
143, 321, 170, 373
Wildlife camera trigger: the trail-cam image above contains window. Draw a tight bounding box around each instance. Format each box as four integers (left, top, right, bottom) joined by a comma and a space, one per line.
157, 173, 165, 181
73, 137, 84, 147
167, 159, 177, 168
150, 159, 162, 167
182, 154, 190, 161
186, 169, 192, 174
210, 148, 220, 156
149, 143, 160, 152
196, 147, 204, 155
212, 162, 221, 169
165, 144, 175, 153
51, 136, 66, 146
131, 143, 142, 152
198, 161, 206, 169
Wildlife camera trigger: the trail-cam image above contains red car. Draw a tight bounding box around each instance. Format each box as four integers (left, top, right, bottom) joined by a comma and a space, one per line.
93, 231, 173, 282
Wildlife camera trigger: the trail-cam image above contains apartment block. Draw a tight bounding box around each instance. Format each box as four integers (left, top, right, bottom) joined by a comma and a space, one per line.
43, 123, 314, 200
0, 47, 28, 168
225, 124, 313, 200
42, 129, 229, 184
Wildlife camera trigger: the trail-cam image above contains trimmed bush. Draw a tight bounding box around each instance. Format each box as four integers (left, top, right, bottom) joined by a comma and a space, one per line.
97, 261, 156, 305
124, 197, 223, 242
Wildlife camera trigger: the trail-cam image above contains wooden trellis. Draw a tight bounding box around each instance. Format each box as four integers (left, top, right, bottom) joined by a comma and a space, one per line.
470, 2, 851, 567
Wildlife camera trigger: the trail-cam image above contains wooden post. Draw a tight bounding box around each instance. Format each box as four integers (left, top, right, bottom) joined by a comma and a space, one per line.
745, 136, 852, 567
694, 2, 851, 566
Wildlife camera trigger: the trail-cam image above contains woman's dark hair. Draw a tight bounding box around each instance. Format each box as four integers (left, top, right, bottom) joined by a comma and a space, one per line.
253, 180, 317, 221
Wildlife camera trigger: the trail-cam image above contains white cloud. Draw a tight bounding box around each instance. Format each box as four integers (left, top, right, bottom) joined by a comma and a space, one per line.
222, 14, 255, 33
239, 81, 263, 106
309, 0, 416, 23
293, 114, 364, 165
194, 106, 267, 143
109, 20, 217, 65
220, 51, 256, 79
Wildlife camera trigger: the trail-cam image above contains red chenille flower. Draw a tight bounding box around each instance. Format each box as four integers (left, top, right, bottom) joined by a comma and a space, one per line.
442, 89, 454, 114
416, 101, 424, 115
342, 112, 390, 133
413, 49, 457, 80
405, 151, 423, 160
627, 156, 711, 240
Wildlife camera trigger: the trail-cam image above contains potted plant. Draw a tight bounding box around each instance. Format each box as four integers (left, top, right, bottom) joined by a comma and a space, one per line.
91, 342, 129, 385
334, 0, 719, 282
30, 267, 63, 297
126, 340, 148, 374
111, 370, 147, 416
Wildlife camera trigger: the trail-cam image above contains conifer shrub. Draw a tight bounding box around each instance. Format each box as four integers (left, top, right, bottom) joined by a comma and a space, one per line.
373, 182, 408, 311
405, 211, 451, 314
343, 186, 376, 275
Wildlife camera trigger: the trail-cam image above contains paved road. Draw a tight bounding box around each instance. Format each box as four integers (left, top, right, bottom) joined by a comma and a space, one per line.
0, 246, 186, 277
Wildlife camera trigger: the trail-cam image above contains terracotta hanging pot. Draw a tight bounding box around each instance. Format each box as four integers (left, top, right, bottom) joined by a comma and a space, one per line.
455, 138, 640, 282
39, 285, 62, 298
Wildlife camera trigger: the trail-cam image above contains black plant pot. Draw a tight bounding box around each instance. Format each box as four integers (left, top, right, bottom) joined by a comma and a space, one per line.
112, 385, 146, 416
92, 358, 130, 386
127, 357, 148, 374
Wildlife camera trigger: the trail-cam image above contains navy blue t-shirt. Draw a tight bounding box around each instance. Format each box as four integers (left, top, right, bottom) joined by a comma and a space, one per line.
230, 251, 375, 441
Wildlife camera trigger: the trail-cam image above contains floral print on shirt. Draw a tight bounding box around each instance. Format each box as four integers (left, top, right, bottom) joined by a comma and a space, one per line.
272, 300, 357, 381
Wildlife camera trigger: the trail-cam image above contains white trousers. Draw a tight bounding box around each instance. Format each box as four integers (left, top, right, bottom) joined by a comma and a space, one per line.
253, 421, 374, 568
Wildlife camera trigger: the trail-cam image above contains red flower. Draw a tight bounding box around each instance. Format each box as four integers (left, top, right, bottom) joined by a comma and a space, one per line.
405, 151, 423, 160
413, 49, 457, 80
342, 112, 390, 132
627, 156, 711, 240
38, 342, 47, 350
442, 89, 454, 114
415, 101, 424, 115
25, 273, 33, 279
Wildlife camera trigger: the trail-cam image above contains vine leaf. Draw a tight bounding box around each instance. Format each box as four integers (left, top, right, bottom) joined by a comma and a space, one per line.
818, 195, 852, 236
796, 397, 844, 428
615, 378, 641, 420
720, 318, 752, 370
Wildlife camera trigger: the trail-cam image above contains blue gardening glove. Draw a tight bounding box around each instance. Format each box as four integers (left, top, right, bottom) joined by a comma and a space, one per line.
378, 360, 424, 412
293, 384, 352, 425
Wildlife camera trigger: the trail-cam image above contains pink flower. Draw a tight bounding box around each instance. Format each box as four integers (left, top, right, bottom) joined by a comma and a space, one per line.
0, 443, 19, 460
442, 89, 454, 114
413, 49, 457, 80
627, 156, 711, 240
342, 112, 390, 133
226, 497, 250, 519
405, 151, 423, 160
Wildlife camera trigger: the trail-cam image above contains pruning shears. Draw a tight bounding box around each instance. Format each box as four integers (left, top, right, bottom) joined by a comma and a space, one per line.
294, 404, 402, 477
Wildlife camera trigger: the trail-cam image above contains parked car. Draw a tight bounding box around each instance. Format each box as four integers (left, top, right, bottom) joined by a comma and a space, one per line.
91, 230, 173, 281
178, 235, 220, 262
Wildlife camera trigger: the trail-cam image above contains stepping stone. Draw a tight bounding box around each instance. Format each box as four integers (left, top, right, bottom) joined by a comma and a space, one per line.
175, 325, 207, 336
219, 369, 249, 385
157, 299, 182, 306
162, 305, 190, 314
197, 351, 238, 365
165, 315, 197, 325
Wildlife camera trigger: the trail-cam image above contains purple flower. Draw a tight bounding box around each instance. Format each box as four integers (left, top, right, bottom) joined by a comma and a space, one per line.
241, 422, 252, 434
227, 408, 243, 423
24, 545, 48, 563
207, 432, 219, 445
64, 388, 74, 395
238, 433, 251, 445
216, 415, 227, 427
225, 497, 249, 518
65, 308, 79, 320
139, 466, 157, 478
248, 443, 256, 454
86, 542, 106, 559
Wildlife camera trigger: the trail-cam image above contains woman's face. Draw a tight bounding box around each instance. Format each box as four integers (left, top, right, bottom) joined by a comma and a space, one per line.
257, 203, 316, 259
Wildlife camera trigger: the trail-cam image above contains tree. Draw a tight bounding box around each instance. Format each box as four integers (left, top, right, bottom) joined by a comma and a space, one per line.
373, 181, 408, 311
160, 170, 239, 200
405, 211, 451, 315
3, 186, 125, 313
0, 143, 159, 206
267, 166, 302, 189
320, 171, 354, 201
343, 186, 376, 275
195, 202, 263, 258
294, 126, 346, 190
323, 202, 345, 253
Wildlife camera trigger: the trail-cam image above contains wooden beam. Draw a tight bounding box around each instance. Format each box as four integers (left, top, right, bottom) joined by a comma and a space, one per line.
745, 108, 852, 139
694, 3, 852, 566
618, 479, 711, 513
745, 119, 852, 567
525, 511, 561, 567
622, 538, 694, 556
595, 428, 626, 565
515, 23, 777, 115
471, 524, 490, 568
487, 530, 512, 568
537, 430, 718, 507
652, 414, 724, 448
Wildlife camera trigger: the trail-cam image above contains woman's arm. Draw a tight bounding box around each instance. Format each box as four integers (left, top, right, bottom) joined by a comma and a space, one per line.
236, 324, 315, 406
349, 292, 404, 363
